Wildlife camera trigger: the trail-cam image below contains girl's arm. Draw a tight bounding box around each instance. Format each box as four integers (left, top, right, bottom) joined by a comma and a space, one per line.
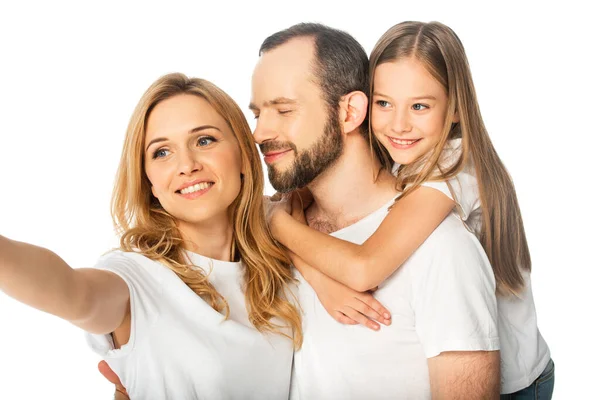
0, 235, 130, 334
270, 186, 455, 292
289, 249, 391, 330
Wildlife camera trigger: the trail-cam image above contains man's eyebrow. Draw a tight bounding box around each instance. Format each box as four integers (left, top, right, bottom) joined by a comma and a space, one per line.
145, 125, 221, 152
249, 97, 298, 111
269, 97, 298, 106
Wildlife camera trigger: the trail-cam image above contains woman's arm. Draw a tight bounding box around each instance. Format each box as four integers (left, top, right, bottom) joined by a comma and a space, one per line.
270, 187, 455, 292
0, 235, 130, 334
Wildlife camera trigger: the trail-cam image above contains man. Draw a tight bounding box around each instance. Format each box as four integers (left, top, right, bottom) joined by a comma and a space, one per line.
102, 23, 500, 399
251, 23, 500, 399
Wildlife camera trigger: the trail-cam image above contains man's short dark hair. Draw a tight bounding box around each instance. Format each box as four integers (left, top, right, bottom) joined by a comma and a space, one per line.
259, 23, 369, 136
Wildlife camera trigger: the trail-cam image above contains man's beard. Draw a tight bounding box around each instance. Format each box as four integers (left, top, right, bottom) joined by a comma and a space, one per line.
260, 110, 343, 193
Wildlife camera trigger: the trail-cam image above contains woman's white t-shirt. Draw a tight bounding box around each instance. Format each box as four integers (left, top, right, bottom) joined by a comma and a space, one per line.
408, 138, 551, 393
86, 250, 294, 400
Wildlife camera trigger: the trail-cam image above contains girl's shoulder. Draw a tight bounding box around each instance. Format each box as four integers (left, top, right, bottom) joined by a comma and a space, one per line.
424, 138, 481, 224
438, 138, 463, 170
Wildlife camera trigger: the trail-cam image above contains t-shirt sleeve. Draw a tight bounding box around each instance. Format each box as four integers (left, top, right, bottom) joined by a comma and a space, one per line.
421, 170, 480, 222
411, 220, 499, 358
85, 251, 163, 358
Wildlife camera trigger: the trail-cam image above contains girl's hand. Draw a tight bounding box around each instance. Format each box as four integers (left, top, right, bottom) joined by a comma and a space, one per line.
312, 272, 391, 331
290, 189, 312, 226
263, 193, 293, 224
294, 187, 314, 210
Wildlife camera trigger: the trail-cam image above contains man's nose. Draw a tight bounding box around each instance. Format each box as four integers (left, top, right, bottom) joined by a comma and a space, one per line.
253, 114, 278, 145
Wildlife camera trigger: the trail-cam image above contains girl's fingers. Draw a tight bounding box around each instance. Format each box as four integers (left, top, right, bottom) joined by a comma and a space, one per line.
296, 187, 314, 209
342, 306, 381, 331
334, 311, 359, 325
357, 294, 392, 324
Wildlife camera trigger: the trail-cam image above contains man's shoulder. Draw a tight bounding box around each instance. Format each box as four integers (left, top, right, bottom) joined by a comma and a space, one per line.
411, 215, 491, 274
421, 215, 480, 250
403, 215, 497, 313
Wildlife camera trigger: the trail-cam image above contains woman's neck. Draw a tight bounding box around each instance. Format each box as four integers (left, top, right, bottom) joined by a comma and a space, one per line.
178, 214, 234, 262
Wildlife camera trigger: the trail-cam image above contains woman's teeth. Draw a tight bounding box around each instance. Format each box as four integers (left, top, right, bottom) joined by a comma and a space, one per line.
180, 182, 212, 194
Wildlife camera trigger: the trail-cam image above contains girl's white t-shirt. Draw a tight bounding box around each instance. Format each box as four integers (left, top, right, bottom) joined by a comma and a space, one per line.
411, 138, 551, 393
86, 250, 294, 400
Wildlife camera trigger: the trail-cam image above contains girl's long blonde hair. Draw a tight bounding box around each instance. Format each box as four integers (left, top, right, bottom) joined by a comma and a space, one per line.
370, 22, 531, 296
111, 73, 302, 347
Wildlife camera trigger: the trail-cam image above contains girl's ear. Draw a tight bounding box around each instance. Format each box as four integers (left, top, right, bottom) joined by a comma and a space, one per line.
452, 109, 460, 123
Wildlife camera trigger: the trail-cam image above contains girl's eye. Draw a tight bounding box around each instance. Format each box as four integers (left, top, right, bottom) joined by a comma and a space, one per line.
278, 110, 292, 115
152, 148, 170, 159
375, 100, 391, 108
198, 136, 216, 147
412, 103, 429, 111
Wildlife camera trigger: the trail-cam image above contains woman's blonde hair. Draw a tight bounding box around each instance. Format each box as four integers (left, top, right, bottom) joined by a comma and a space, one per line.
369, 22, 531, 296
111, 73, 302, 347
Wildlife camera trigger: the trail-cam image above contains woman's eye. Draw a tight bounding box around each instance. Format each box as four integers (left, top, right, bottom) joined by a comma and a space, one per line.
152, 148, 170, 159
412, 103, 428, 111
198, 136, 216, 147
278, 110, 292, 115
376, 100, 391, 108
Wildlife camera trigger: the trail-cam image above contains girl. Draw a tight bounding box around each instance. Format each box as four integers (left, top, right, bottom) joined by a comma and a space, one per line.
1, 73, 313, 399
268, 21, 553, 399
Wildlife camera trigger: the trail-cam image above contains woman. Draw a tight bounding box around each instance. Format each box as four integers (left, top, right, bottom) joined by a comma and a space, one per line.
1, 73, 302, 399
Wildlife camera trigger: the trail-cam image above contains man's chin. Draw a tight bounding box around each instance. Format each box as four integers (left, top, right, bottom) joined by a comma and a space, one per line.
268, 170, 297, 193
269, 178, 296, 193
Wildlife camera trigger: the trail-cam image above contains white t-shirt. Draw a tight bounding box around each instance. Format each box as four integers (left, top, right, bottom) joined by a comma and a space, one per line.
291, 197, 500, 399
86, 250, 293, 400
421, 138, 551, 393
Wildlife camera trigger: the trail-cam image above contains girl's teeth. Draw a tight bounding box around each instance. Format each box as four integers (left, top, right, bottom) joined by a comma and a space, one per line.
181, 182, 212, 194
390, 138, 418, 145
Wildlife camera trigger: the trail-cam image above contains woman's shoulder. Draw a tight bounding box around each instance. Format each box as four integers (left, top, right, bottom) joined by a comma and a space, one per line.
95, 249, 175, 285
97, 249, 157, 267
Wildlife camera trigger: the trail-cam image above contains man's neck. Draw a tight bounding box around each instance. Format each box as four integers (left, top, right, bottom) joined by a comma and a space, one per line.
306, 132, 398, 233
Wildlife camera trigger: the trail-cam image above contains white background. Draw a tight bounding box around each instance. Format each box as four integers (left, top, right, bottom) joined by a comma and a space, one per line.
1, 1, 598, 398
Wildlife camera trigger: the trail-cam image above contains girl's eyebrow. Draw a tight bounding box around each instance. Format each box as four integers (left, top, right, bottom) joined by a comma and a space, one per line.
410, 95, 437, 101
372, 91, 389, 97
373, 91, 437, 101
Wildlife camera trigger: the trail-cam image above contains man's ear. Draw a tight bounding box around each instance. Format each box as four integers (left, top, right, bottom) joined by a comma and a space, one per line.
339, 91, 368, 134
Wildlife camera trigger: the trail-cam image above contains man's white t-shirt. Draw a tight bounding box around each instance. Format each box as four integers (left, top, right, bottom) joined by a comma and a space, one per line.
291, 196, 500, 400
421, 139, 551, 393
86, 250, 293, 400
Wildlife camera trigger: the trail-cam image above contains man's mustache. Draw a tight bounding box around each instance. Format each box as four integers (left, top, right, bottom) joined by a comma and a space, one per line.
259, 141, 298, 155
